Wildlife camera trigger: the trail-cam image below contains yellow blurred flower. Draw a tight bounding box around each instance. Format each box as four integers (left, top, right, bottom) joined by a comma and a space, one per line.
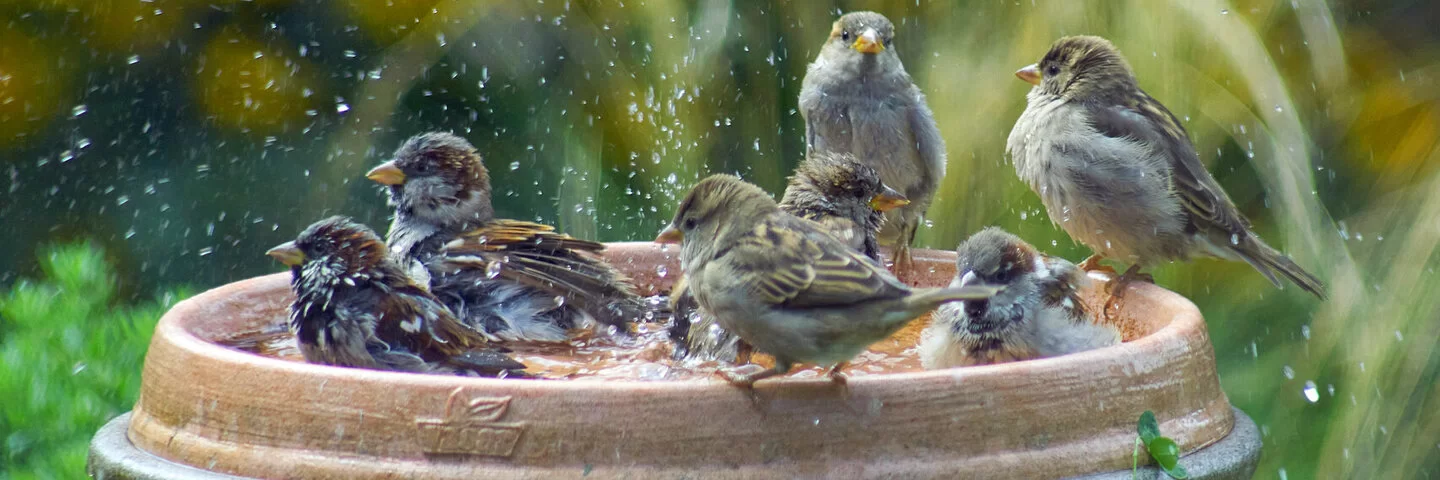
335, 1, 444, 46
0, 26, 71, 151
193, 32, 319, 136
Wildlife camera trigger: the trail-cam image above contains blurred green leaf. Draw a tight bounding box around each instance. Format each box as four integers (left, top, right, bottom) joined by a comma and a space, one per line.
0, 242, 188, 478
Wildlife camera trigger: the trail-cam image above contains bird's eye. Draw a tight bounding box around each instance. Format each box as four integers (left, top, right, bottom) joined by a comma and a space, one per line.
841, 31, 851, 41
682, 218, 698, 231
884, 37, 893, 46
1045, 65, 1061, 77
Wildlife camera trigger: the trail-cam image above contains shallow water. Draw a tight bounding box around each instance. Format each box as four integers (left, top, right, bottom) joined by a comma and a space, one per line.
215, 297, 931, 382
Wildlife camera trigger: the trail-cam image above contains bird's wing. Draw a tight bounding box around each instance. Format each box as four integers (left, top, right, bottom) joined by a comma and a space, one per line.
1038, 254, 1088, 322
1088, 95, 1252, 236
370, 283, 485, 359
813, 215, 868, 253
440, 219, 640, 325
908, 90, 947, 186
718, 214, 909, 309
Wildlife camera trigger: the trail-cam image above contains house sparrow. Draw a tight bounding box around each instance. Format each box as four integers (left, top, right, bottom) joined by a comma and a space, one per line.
367, 132, 644, 342
671, 152, 909, 362
266, 216, 526, 377
779, 151, 911, 261
799, 11, 946, 269
1006, 35, 1325, 302
655, 174, 999, 387
919, 227, 1119, 368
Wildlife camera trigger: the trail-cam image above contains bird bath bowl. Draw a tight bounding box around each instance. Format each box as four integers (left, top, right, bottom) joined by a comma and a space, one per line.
89, 242, 1259, 479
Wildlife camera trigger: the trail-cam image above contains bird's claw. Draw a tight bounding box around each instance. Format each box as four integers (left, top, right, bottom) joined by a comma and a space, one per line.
1078, 255, 1117, 275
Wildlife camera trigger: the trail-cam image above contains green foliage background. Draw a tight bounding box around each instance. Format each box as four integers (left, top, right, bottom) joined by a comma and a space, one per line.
0, 0, 1438, 478
0, 244, 187, 479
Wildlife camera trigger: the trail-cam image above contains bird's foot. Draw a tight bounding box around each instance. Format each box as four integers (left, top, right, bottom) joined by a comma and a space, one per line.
1103, 265, 1153, 319
1078, 255, 1118, 275
825, 363, 849, 385
718, 365, 780, 389
826, 363, 851, 396
889, 245, 916, 281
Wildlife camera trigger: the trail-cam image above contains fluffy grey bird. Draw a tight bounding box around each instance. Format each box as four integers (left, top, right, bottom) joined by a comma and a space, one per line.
919, 227, 1119, 368
1005, 35, 1325, 301
267, 216, 526, 377
656, 174, 998, 387
799, 11, 946, 269
367, 132, 643, 342
671, 152, 909, 362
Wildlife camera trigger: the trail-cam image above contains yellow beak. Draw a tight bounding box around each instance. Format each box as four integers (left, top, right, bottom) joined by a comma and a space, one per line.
365, 161, 407, 185
869, 186, 911, 212
851, 29, 884, 54
266, 241, 305, 266
1015, 64, 1041, 86
654, 226, 683, 244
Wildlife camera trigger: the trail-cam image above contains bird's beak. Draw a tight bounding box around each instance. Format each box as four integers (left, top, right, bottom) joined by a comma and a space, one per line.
266, 241, 305, 266
851, 28, 884, 54
654, 226, 683, 244
869, 186, 910, 212
365, 161, 406, 185
1015, 64, 1041, 86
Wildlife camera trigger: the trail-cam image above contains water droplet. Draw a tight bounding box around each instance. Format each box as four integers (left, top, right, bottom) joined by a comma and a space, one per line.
1301, 325, 1311, 339
510, 161, 521, 171
554, 296, 566, 307
1220, 8, 1230, 14
71, 104, 88, 117
485, 262, 503, 279
127, 55, 140, 65
655, 264, 668, 278
1283, 365, 1295, 379
1303, 381, 1319, 403
1274, 105, 1283, 113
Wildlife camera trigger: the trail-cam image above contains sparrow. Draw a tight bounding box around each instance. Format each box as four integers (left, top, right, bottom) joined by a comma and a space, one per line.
799, 11, 947, 269
266, 216, 527, 377
671, 152, 910, 362
1005, 35, 1325, 302
919, 227, 1119, 368
367, 132, 644, 342
655, 174, 999, 387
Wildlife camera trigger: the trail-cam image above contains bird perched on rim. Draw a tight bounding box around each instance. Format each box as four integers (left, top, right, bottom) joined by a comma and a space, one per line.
366, 132, 644, 342
266, 216, 527, 377
670, 152, 911, 362
919, 227, 1119, 369
655, 174, 999, 387
1005, 35, 1325, 303
799, 11, 946, 270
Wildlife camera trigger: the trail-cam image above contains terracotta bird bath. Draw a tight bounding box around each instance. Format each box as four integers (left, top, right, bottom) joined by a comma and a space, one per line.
88, 242, 1259, 479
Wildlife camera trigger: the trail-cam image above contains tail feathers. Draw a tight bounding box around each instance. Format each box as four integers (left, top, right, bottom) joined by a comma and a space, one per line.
1233, 239, 1326, 300
447, 350, 530, 378
906, 284, 1003, 311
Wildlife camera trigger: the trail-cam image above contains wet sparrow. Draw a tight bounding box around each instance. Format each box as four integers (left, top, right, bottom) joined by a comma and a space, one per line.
919, 227, 1119, 368
799, 11, 946, 270
1006, 35, 1324, 302
368, 132, 644, 342
656, 174, 998, 387
267, 216, 526, 377
673, 152, 909, 362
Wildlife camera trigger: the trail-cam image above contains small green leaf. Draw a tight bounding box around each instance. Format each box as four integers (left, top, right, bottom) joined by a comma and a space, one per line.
1145, 436, 1181, 470
1162, 462, 1190, 479
1137, 410, 1161, 443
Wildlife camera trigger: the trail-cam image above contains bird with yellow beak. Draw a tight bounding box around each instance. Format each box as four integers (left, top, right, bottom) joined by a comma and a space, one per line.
798, 11, 946, 275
